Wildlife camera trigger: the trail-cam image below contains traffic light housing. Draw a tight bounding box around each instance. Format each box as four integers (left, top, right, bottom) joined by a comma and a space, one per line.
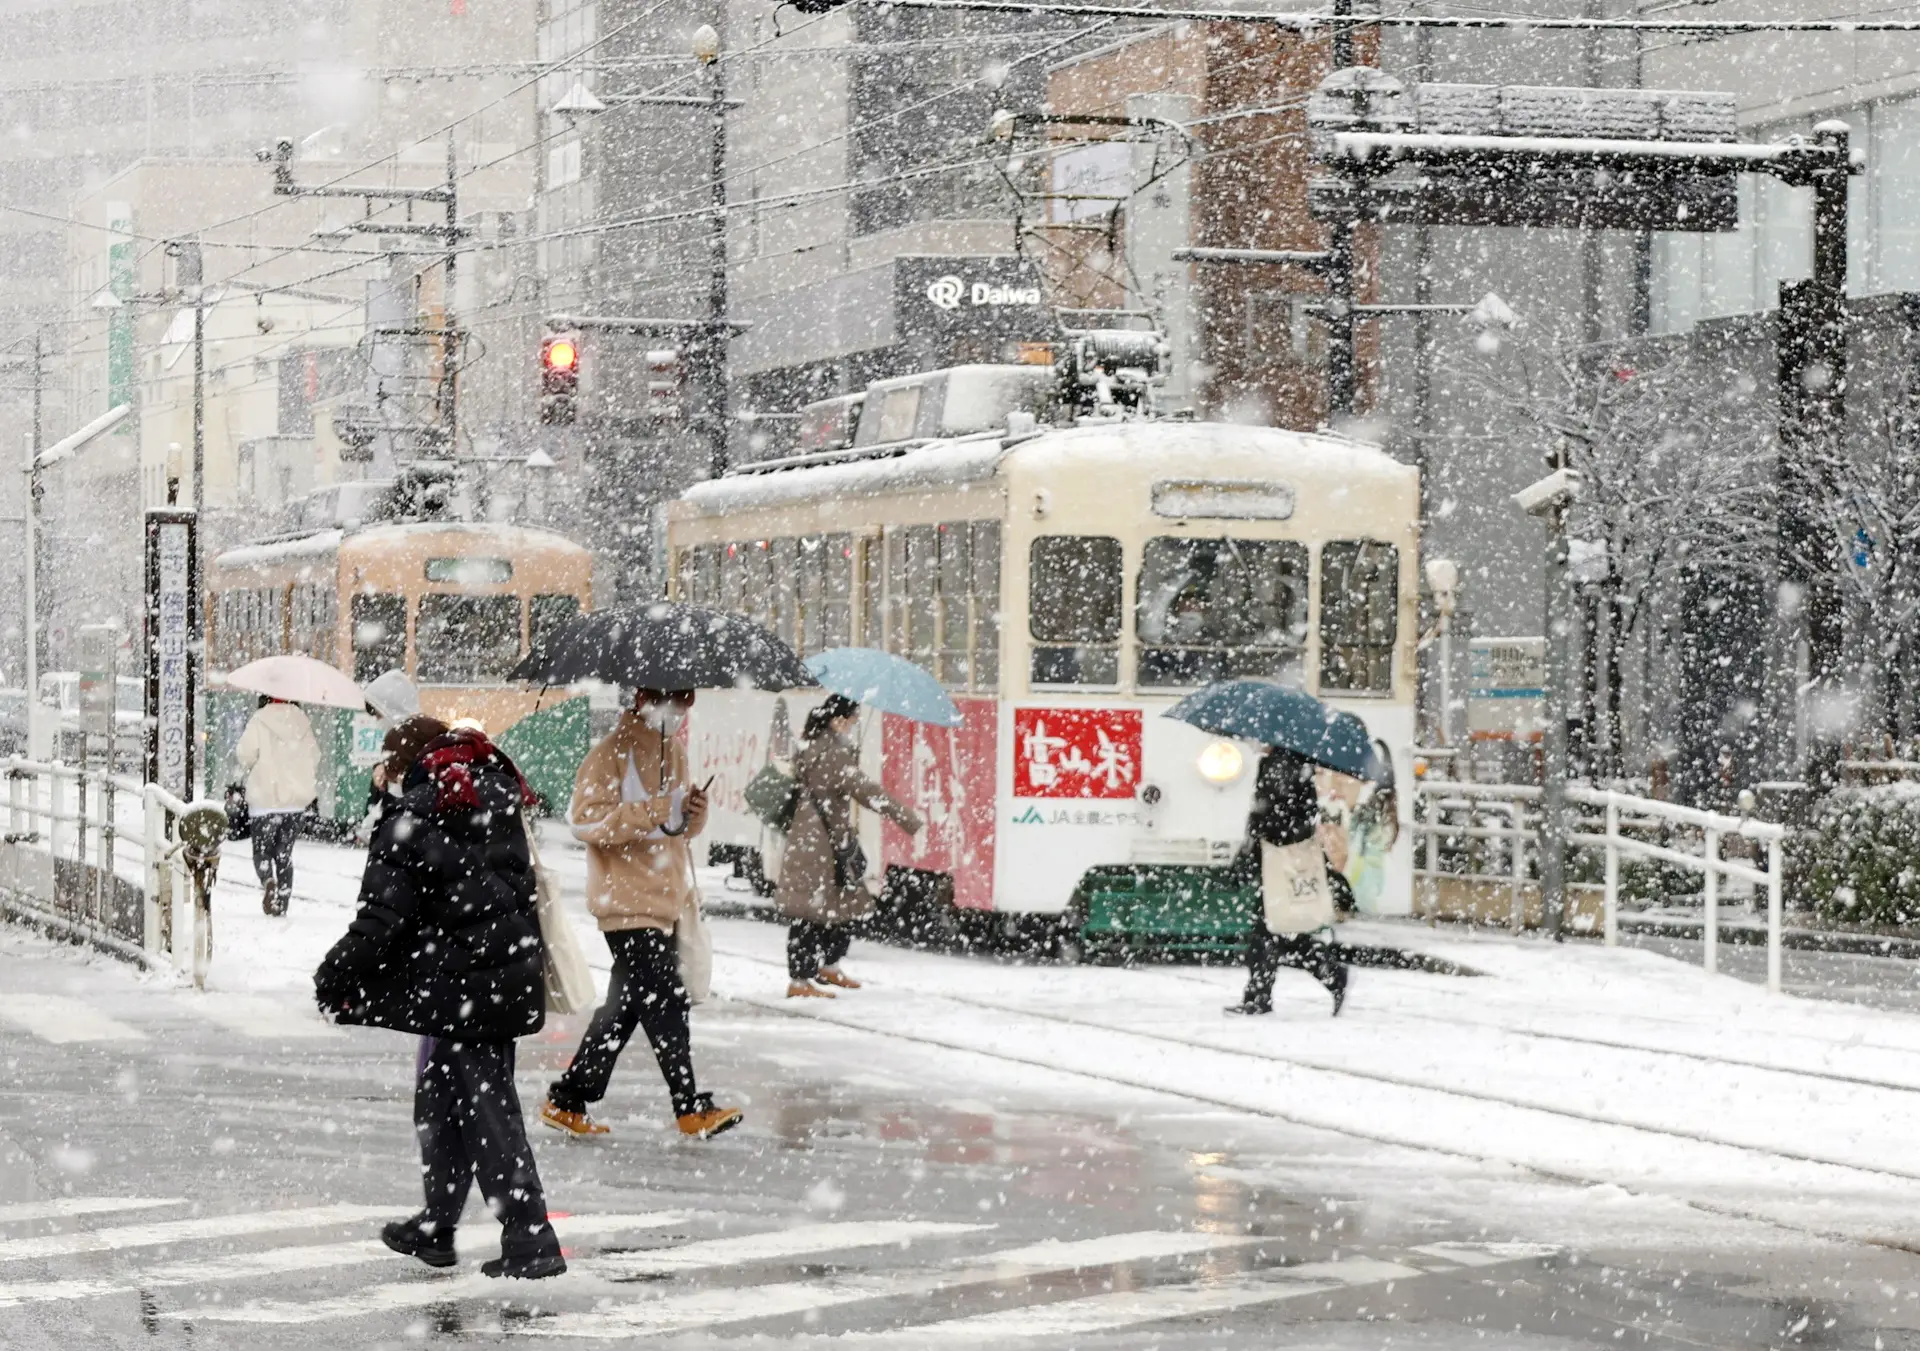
540, 330, 580, 425
645, 348, 684, 420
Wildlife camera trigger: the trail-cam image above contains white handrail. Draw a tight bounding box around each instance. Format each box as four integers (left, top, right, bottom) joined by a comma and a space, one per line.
1414, 779, 1790, 993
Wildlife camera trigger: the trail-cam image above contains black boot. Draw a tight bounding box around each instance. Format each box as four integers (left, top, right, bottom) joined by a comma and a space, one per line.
483, 1224, 567, 1279
1326, 964, 1348, 1017
381, 1216, 457, 1268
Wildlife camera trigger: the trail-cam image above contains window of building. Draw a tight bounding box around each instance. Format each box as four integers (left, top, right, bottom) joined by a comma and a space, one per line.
1029, 535, 1122, 686
1136, 537, 1309, 688
1319, 540, 1399, 694
351, 593, 408, 682
417, 595, 523, 685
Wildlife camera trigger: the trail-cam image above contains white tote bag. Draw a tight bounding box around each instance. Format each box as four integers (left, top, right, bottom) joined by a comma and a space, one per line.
1260, 839, 1336, 936
676, 895, 713, 1006
527, 828, 595, 1015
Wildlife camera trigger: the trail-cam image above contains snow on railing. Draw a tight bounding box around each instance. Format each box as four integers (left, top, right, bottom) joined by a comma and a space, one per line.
0, 758, 225, 987
1567, 787, 1788, 994
1412, 778, 1789, 992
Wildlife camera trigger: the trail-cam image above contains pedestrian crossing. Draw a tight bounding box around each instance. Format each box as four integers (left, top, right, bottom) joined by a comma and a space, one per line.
0, 1194, 1562, 1342
0, 991, 340, 1044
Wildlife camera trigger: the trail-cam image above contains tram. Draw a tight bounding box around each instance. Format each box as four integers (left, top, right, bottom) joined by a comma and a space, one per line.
670, 351, 1419, 953
205, 477, 594, 824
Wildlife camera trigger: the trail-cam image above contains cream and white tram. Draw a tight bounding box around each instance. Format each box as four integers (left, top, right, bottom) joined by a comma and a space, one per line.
669, 373, 1418, 952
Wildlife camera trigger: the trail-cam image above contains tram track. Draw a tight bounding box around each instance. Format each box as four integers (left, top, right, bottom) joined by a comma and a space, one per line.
1123, 960, 1920, 1098
715, 941, 1920, 1256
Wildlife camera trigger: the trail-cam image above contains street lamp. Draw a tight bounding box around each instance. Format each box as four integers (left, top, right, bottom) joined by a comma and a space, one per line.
692, 23, 728, 478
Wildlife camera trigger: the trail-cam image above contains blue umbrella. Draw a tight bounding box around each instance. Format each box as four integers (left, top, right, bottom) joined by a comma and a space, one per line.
804, 648, 963, 728
1165, 679, 1390, 783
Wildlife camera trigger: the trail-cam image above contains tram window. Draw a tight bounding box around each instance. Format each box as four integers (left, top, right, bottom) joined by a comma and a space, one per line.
351, 594, 408, 683
1320, 540, 1399, 693
418, 595, 522, 684
821, 533, 853, 651
1136, 537, 1309, 688
906, 525, 937, 673
883, 531, 908, 656
971, 521, 1000, 692
530, 594, 580, 652
770, 538, 798, 649
796, 537, 825, 656
857, 538, 881, 649
937, 524, 970, 688
1029, 536, 1122, 687
721, 543, 748, 615
683, 545, 720, 607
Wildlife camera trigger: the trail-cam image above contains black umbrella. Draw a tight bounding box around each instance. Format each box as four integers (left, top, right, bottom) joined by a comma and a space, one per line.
508, 603, 818, 692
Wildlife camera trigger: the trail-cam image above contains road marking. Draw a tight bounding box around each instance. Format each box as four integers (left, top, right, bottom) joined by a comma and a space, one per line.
0, 1197, 184, 1225
0, 994, 144, 1043
522, 1230, 1271, 1339
184, 994, 340, 1041
593, 1220, 988, 1278
879, 1248, 1553, 1340
0, 1203, 394, 1264
0, 1213, 688, 1312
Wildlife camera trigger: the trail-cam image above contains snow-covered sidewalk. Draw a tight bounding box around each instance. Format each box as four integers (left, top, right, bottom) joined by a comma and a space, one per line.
145, 824, 1920, 1252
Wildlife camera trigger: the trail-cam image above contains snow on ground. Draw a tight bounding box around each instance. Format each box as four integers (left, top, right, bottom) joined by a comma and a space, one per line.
109, 821, 1920, 1255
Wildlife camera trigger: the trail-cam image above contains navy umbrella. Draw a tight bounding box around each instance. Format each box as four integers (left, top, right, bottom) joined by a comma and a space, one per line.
508, 603, 817, 692
1165, 679, 1390, 783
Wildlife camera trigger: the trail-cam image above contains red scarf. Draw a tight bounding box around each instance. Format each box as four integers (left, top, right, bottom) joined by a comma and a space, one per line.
416, 729, 538, 813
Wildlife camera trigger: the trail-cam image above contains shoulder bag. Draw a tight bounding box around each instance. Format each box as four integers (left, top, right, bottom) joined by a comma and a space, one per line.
527, 826, 596, 1015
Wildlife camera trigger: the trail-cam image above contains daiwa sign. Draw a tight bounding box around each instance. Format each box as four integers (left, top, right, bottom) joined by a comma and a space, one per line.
924, 274, 1044, 310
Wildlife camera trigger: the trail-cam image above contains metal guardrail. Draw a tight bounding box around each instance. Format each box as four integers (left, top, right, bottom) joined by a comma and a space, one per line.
1414, 778, 1789, 993
0, 758, 225, 987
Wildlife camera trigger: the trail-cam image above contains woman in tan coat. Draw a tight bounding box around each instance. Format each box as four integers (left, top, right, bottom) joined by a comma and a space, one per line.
777, 695, 922, 998
540, 688, 741, 1140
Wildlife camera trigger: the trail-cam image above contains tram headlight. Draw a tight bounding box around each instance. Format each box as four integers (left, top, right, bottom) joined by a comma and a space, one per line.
1195, 739, 1245, 785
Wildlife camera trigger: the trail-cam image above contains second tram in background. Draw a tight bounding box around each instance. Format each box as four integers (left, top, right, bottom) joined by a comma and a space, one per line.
673, 339, 1417, 955
205, 470, 594, 826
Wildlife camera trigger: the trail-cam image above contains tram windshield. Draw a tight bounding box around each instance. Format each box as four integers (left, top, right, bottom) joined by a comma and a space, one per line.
1029, 535, 1123, 686
1136, 537, 1309, 688
417, 595, 522, 684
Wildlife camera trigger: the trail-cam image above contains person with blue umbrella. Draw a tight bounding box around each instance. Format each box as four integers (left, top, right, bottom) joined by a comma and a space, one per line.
1166, 679, 1390, 1018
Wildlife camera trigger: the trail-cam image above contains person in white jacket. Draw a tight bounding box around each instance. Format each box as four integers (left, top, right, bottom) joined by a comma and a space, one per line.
236, 697, 320, 916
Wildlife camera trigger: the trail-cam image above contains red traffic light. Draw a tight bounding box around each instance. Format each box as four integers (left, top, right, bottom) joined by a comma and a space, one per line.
543, 337, 579, 372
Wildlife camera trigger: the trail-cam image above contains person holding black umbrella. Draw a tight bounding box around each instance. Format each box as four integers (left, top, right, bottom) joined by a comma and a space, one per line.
539, 687, 742, 1140
1226, 747, 1348, 1017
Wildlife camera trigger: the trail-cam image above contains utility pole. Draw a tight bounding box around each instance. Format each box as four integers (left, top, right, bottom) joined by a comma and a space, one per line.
694, 23, 731, 478
1325, 0, 1359, 423
442, 135, 460, 452
23, 332, 41, 739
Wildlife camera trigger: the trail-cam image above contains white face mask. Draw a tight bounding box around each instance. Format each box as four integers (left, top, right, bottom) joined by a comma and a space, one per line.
642, 703, 687, 734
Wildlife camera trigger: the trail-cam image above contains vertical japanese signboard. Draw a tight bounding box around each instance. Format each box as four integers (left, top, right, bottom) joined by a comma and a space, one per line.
145, 512, 197, 799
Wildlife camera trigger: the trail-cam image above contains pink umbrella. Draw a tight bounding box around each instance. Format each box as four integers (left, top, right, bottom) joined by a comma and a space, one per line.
223, 655, 366, 710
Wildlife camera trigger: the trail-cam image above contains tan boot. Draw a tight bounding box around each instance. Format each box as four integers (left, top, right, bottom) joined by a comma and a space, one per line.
815, 968, 861, 990
676, 1094, 743, 1139
539, 1100, 609, 1137
787, 980, 835, 999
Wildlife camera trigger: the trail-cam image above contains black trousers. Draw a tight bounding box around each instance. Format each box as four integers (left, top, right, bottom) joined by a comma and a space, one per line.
548, 928, 699, 1117
251, 812, 299, 908
1242, 926, 1346, 1009
415, 1036, 558, 1258
787, 920, 852, 982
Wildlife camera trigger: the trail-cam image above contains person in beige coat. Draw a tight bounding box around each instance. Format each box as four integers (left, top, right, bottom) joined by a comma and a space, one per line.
236, 696, 320, 916
539, 689, 741, 1140
777, 695, 922, 998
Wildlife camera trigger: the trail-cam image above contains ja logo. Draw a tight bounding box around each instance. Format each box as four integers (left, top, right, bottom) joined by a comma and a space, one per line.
925, 274, 965, 310
1013, 805, 1044, 824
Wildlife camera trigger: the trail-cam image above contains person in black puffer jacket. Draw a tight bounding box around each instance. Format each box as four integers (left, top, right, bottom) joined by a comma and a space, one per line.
314, 722, 565, 1280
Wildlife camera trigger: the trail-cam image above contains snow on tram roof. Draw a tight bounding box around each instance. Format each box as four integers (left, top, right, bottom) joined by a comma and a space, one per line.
680, 420, 1409, 517
213, 521, 589, 570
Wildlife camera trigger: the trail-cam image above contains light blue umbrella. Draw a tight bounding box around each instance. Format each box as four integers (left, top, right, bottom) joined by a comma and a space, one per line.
804, 647, 963, 727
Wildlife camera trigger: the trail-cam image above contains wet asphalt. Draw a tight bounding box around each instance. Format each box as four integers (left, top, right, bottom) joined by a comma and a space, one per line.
3, 923, 1919, 1349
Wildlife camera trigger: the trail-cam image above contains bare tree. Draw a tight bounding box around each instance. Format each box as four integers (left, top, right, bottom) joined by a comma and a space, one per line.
1462, 340, 1775, 777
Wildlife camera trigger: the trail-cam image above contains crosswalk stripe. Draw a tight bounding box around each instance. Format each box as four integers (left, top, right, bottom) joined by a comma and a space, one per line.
0, 994, 144, 1043
182, 994, 340, 1041
0, 1203, 394, 1264
884, 1249, 1553, 1340
593, 1219, 988, 1279
0, 1197, 184, 1225
0, 1212, 687, 1312
521, 1230, 1270, 1340
1410, 1241, 1562, 1268
175, 1217, 976, 1325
